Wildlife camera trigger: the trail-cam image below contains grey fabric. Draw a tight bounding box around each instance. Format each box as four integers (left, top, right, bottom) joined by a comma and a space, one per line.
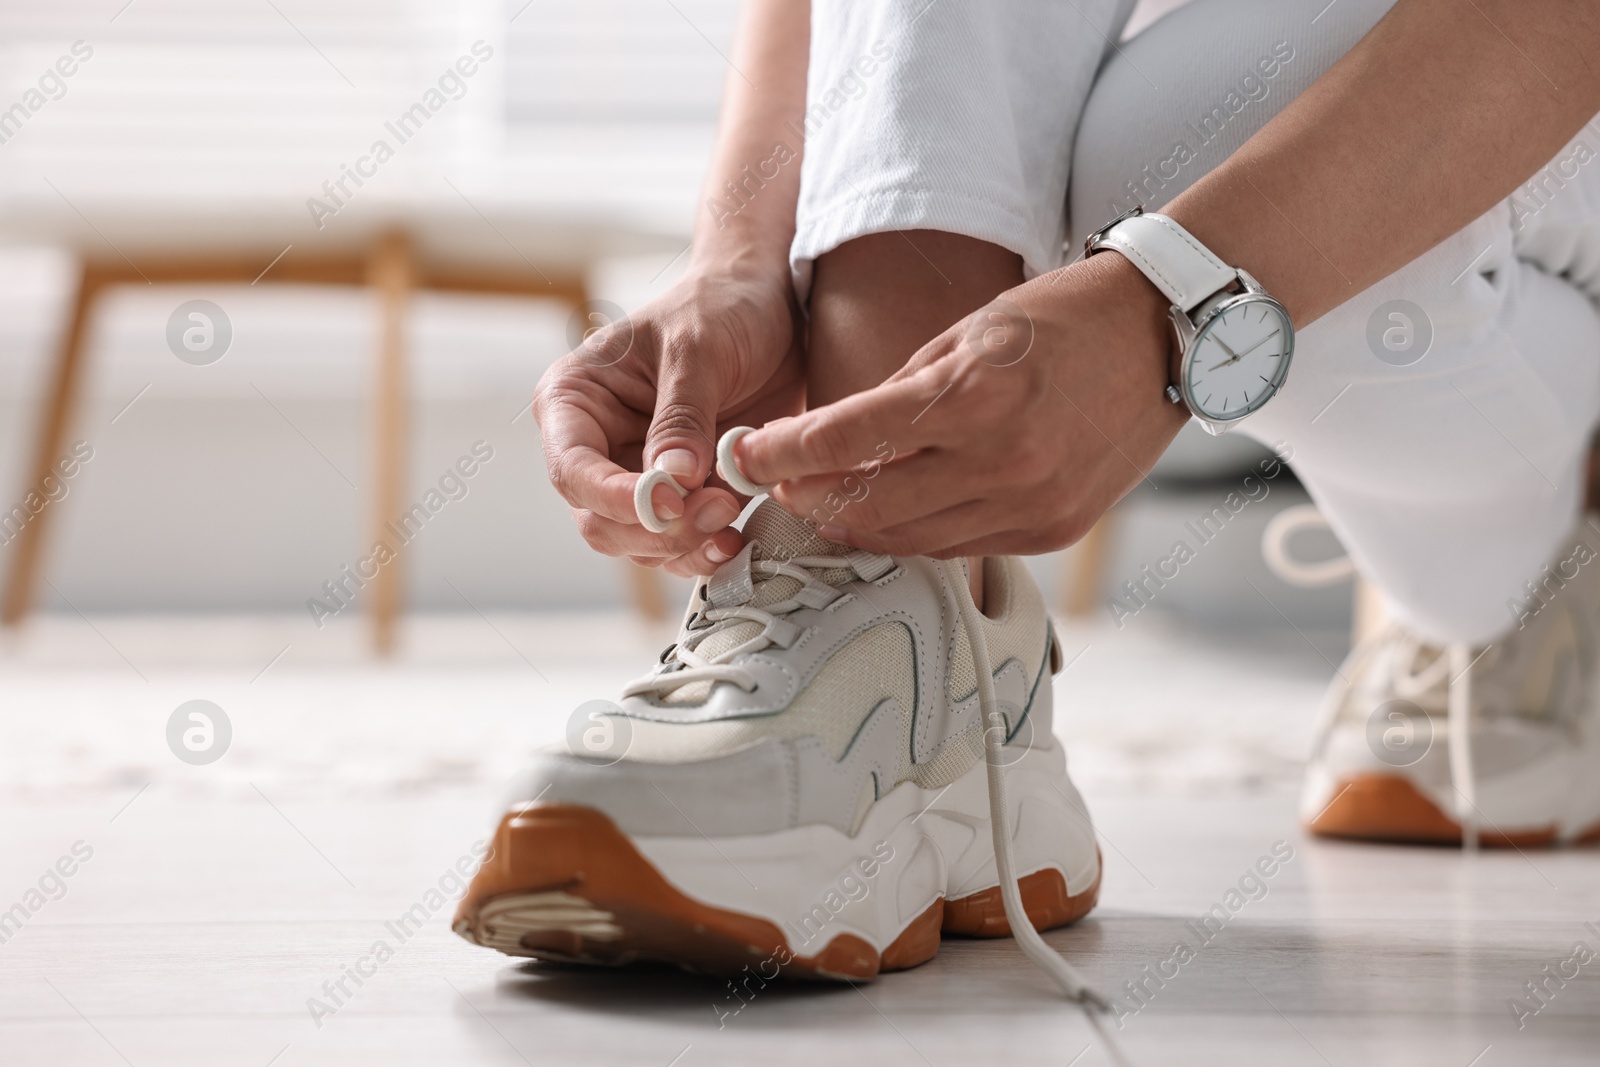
622, 554, 964, 735
1069, 0, 1396, 242
1074, 0, 1600, 644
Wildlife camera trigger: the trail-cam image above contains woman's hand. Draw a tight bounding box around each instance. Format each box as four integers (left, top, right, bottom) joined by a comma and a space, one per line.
533, 265, 804, 576
734, 253, 1190, 558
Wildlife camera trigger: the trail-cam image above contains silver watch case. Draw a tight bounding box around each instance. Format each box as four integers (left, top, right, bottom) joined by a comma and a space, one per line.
1084, 206, 1296, 437
1170, 269, 1295, 436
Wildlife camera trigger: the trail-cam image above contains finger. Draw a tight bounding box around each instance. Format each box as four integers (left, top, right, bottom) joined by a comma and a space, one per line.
682, 490, 743, 541
662, 555, 701, 578
536, 386, 649, 525
771, 449, 972, 535
643, 340, 722, 490
735, 367, 955, 486
663, 528, 746, 578
651, 480, 685, 523
573, 489, 743, 559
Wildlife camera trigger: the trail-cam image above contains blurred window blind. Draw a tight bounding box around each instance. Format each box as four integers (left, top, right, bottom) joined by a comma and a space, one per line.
0, 0, 503, 197
504, 0, 737, 125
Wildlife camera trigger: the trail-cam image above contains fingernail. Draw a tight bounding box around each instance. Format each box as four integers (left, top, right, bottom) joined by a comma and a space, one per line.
695, 499, 740, 534
652, 485, 685, 520
705, 542, 732, 564
816, 524, 853, 544
654, 449, 698, 478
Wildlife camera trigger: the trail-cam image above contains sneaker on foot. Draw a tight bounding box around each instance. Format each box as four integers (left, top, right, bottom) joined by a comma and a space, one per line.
453, 502, 1101, 979
1303, 519, 1600, 847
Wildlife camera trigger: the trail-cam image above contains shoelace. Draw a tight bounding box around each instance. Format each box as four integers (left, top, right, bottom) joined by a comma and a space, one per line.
1265, 505, 1480, 848
622, 545, 892, 700
635, 427, 1110, 1006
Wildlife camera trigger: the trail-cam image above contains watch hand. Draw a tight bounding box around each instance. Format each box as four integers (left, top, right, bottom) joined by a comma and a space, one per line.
1237, 329, 1282, 359
1207, 327, 1283, 371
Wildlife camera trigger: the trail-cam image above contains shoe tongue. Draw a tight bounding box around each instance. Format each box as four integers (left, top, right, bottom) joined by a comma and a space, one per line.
656, 502, 844, 710
742, 499, 850, 564
658, 502, 851, 708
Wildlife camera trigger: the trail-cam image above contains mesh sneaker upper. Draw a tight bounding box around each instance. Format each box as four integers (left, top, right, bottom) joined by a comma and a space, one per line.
606, 502, 1053, 789
1322, 520, 1600, 782
501, 502, 1058, 839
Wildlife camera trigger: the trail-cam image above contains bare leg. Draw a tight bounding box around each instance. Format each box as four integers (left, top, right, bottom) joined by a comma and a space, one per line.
807, 230, 1024, 607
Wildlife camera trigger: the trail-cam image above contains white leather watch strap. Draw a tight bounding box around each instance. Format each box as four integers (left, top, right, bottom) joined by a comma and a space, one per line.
1093, 213, 1238, 313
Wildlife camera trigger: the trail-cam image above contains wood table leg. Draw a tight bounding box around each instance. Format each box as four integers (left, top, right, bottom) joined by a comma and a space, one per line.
627, 562, 669, 623
1062, 507, 1116, 619
2, 264, 101, 626
367, 232, 412, 655
1352, 576, 1385, 649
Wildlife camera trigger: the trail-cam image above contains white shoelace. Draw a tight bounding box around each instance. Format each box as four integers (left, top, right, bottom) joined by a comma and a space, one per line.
943, 556, 1109, 1007
1446, 642, 1479, 849
1266, 506, 1480, 848
622, 546, 889, 700
634, 428, 1110, 1006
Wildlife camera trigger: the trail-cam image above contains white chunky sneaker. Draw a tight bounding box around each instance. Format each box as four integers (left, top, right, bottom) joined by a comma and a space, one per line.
455, 502, 1102, 985
1302, 518, 1600, 847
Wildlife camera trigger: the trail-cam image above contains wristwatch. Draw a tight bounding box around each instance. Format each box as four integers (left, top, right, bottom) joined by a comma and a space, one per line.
1085, 207, 1294, 435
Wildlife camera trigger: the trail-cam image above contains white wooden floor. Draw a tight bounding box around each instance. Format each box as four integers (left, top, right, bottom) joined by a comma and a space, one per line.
4, 615, 1599, 1065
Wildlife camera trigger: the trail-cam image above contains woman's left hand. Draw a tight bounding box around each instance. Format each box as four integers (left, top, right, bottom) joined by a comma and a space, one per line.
734, 252, 1193, 558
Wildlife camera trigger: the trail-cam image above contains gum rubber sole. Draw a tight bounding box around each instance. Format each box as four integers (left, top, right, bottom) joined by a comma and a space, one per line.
452, 804, 1101, 980
1305, 773, 1600, 848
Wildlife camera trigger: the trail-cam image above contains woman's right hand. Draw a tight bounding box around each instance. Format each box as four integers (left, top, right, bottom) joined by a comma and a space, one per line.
532, 265, 804, 576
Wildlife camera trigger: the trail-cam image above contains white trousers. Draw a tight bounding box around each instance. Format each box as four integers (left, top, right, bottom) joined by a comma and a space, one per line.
798, 0, 1600, 645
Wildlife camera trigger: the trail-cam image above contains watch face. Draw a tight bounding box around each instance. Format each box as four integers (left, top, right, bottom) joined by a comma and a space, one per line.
1185, 297, 1293, 421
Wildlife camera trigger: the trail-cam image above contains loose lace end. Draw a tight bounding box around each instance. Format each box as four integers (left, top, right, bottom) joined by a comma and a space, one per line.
943, 558, 1109, 1009
716, 425, 775, 498
634, 427, 774, 531
635, 467, 688, 534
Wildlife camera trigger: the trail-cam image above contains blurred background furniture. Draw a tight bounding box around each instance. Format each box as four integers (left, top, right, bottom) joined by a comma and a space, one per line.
0, 0, 1350, 651
0, 225, 600, 652
0, 0, 739, 649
